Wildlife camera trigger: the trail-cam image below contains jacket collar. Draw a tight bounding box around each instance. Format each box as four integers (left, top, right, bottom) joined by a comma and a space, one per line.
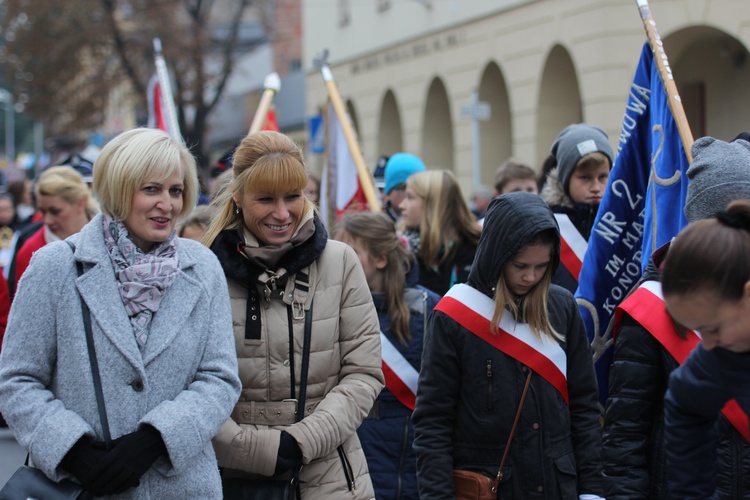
68, 214, 201, 371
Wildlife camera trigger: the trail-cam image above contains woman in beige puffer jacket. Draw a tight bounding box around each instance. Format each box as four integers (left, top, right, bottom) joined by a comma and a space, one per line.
205, 131, 384, 499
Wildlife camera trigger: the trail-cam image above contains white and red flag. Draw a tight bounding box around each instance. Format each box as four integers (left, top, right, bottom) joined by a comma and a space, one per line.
147, 74, 170, 134
325, 101, 367, 222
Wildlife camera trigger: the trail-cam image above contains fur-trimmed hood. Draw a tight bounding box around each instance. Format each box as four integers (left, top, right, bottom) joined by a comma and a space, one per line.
541, 166, 573, 208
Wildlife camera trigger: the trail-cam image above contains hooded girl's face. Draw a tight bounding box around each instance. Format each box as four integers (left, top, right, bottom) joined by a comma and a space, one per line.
503, 243, 553, 297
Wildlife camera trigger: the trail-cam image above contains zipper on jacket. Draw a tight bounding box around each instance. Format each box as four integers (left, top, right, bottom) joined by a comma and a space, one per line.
337, 445, 356, 492
486, 359, 493, 410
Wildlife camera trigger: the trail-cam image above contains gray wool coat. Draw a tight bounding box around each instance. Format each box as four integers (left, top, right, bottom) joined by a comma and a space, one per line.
0, 214, 241, 499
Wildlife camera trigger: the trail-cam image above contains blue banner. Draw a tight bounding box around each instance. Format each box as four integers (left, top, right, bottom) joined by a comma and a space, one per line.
575, 43, 690, 405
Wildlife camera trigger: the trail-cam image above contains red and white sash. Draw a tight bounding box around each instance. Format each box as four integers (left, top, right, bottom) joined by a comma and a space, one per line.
380, 332, 418, 411
554, 213, 587, 282
615, 280, 749, 440
435, 283, 569, 404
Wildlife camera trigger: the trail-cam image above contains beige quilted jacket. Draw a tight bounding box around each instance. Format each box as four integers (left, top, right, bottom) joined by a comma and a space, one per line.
213, 239, 384, 499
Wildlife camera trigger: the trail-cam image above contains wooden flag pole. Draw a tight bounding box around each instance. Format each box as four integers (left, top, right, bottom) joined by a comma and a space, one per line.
153, 38, 182, 143
635, 0, 694, 162
248, 72, 281, 136
315, 54, 381, 213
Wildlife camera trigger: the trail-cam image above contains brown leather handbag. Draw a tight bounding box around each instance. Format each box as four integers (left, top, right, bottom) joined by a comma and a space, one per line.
453, 370, 533, 500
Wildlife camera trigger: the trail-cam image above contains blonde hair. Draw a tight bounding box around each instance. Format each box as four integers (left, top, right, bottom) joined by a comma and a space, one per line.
36, 166, 98, 218
405, 170, 481, 269
202, 131, 313, 247
491, 229, 562, 341
93, 128, 198, 221
333, 212, 414, 344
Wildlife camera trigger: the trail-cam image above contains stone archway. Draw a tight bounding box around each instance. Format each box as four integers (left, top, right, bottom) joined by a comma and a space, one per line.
377, 89, 403, 156
421, 77, 454, 170
478, 61, 512, 187
536, 45, 582, 169
665, 27, 750, 141
345, 99, 361, 138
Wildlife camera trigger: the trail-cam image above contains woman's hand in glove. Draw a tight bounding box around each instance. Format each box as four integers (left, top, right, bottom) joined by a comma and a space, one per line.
273, 430, 302, 475
87, 425, 167, 496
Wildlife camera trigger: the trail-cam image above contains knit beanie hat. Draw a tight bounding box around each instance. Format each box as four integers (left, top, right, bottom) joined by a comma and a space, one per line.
684, 136, 750, 222
550, 124, 614, 196
384, 153, 426, 195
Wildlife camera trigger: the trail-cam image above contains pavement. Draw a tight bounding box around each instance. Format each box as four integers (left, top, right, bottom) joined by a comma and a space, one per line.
0, 426, 27, 486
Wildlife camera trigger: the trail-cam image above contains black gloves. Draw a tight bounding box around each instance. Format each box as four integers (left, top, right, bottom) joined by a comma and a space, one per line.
274, 430, 302, 475
87, 425, 167, 496
60, 436, 110, 492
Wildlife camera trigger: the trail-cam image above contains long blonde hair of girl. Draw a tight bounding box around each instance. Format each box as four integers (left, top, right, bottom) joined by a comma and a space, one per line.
333, 212, 414, 344
491, 229, 563, 342
202, 131, 314, 247
405, 170, 481, 269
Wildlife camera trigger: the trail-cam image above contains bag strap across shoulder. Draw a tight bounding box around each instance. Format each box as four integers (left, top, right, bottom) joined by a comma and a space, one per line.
491, 369, 533, 492
65, 240, 112, 447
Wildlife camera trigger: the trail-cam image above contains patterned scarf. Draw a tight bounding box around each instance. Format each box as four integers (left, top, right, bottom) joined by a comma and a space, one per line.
102, 215, 179, 351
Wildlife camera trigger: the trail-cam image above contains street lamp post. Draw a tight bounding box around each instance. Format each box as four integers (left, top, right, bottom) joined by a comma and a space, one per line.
460, 88, 491, 191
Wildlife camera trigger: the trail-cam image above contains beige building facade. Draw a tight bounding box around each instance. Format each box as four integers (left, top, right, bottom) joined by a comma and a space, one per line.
303, 0, 750, 194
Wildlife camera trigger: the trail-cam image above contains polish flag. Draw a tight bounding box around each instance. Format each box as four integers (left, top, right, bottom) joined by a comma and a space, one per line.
147, 74, 169, 133
263, 107, 280, 132
326, 102, 367, 220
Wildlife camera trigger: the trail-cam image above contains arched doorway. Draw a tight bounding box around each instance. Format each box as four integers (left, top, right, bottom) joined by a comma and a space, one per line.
345, 99, 361, 138
377, 89, 403, 156
536, 45, 582, 169
478, 61, 512, 187
421, 77, 454, 170
665, 27, 750, 141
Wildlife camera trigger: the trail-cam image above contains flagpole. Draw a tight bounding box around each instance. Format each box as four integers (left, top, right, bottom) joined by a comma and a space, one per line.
635, 0, 694, 162
315, 53, 381, 213
153, 38, 182, 143
248, 72, 281, 135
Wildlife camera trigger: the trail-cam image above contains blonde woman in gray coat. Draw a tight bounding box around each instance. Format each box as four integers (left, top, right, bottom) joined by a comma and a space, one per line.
0, 128, 241, 499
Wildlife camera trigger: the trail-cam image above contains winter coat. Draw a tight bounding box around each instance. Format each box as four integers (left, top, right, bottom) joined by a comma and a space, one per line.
603, 245, 750, 499
210, 216, 384, 499
405, 230, 476, 297
665, 345, 750, 499
0, 214, 242, 499
358, 263, 440, 500
412, 192, 603, 499
541, 167, 599, 294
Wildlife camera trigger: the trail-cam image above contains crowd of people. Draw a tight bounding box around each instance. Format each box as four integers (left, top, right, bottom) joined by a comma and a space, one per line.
0, 122, 747, 499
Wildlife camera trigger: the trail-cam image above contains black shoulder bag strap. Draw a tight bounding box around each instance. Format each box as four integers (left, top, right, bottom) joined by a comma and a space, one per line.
66, 240, 112, 448
286, 301, 313, 500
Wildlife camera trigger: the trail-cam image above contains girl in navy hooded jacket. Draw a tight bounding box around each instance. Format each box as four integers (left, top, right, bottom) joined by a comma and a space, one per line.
333, 212, 440, 500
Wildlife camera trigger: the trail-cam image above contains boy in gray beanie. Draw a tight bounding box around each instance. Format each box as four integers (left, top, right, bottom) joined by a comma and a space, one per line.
541, 123, 614, 293
684, 135, 750, 222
